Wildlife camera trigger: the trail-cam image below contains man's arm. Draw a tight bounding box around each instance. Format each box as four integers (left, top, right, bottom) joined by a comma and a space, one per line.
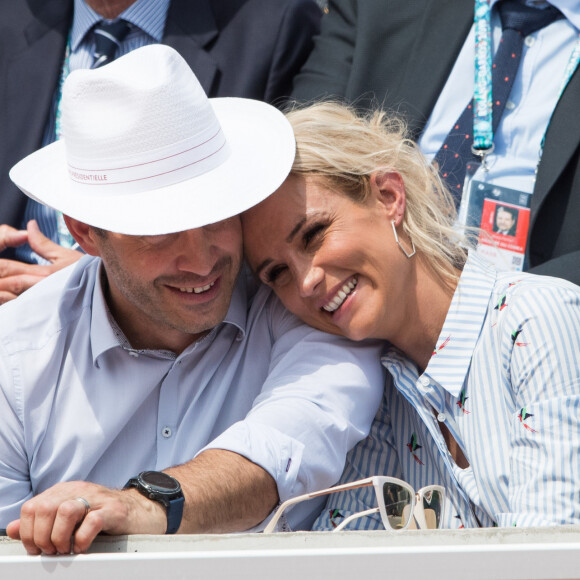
264, 0, 322, 104
6, 288, 384, 553
7, 449, 277, 555
290, 0, 357, 102
0, 220, 82, 304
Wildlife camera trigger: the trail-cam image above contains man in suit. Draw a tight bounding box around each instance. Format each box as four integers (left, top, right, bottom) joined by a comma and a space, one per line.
493, 206, 518, 236
291, 0, 580, 284
0, 0, 321, 303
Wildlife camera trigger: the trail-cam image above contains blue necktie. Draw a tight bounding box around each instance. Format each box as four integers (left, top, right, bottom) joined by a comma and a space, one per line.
57, 19, 132, 248
92, 20, 131, 69
433, 1, 563, 205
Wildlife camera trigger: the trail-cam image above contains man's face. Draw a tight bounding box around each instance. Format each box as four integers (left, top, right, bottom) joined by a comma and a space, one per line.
92, 217, 243, 353
496, 208, 515, 232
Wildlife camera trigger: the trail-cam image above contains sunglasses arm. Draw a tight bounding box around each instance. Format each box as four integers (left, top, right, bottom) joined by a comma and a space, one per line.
332, 507, 380, 532
263, 478, 376, 534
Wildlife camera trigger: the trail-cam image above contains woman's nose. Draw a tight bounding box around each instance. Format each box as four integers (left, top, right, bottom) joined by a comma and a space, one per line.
297, 262, 324, 297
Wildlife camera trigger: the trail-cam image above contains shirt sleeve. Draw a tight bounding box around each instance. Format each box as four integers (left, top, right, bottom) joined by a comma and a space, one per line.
0, 340, 33, 527
496, 279, 580, 526
200, 291, 385, 530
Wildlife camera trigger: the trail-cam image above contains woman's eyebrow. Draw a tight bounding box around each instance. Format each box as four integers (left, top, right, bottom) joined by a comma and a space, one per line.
254, 216, 308, 278
255, 258, 273, 279
286, 217, 307, 243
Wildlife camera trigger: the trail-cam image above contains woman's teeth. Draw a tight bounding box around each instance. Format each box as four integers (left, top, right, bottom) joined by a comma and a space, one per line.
323, 277, 357, 312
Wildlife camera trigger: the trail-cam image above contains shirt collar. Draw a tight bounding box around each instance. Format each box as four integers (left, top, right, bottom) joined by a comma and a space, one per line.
423, 252, 497, 398
90, 260, 125, 363
71, 0, 169, 51
490, 0, 580, 33
220, 269, 249, 338
90, 262, 249, 364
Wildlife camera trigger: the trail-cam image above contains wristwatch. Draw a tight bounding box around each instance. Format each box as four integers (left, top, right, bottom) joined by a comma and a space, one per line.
124, 471, 184, 534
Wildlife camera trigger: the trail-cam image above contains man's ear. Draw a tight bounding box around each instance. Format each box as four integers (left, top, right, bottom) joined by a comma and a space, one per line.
63, 215, 101, 256
370, 171, 407, 226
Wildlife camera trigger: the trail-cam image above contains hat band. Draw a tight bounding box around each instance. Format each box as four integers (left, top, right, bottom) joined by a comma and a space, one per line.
66, 127, 229, 195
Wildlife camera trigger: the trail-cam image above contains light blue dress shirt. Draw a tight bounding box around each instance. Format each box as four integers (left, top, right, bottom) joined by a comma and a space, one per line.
419, 0, 580, 194
313, 253, 580, 529
0, 257, 384, 530
17, 0, 169, 264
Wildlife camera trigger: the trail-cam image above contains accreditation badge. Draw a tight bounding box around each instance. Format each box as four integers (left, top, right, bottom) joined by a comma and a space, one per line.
457, 179, 531, 272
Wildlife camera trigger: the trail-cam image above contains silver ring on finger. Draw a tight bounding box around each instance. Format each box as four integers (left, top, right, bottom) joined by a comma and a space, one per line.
74, 497, 91, 518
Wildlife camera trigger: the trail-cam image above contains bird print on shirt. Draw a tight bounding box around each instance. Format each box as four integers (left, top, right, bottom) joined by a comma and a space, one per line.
407, 433, 425, 465
518, 408, 537, 433
457, 389, 471, 414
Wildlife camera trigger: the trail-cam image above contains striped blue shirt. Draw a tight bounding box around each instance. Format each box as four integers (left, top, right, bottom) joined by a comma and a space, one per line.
16, 0, 169, 264
313, 253, 580, 530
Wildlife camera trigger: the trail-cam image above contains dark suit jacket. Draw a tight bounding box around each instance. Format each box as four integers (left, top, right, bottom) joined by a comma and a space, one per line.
0, 0, 321, 257
291, 0, 580, 284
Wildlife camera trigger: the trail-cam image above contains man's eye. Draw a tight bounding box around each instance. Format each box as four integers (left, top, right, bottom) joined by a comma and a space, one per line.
139, 233, 175, 246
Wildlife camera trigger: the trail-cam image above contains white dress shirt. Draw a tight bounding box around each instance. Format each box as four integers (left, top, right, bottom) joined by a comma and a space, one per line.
313, 253, 580, 529
0, 256, 384, 530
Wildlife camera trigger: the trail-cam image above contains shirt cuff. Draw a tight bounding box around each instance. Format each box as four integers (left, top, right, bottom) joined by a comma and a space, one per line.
198, 420, 308, 527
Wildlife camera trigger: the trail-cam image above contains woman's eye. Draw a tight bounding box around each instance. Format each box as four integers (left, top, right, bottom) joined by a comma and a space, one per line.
266, 265, 289, 285
303, 223, 326, 247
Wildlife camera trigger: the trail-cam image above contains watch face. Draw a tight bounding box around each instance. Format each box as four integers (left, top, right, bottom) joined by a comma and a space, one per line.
141, 471, 180, 493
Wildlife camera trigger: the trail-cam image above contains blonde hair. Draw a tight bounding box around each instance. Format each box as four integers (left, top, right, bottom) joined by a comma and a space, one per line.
285, 102, 472, 288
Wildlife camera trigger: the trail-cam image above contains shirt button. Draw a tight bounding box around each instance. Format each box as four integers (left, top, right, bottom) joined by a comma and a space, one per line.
162, 426, 172, 438
236, 331, 243, 342
505, 100, 516, 111
524, 35, 535, 47
437, 413, 446, 423
128, 351, 139, 358
420, 376, 430, 387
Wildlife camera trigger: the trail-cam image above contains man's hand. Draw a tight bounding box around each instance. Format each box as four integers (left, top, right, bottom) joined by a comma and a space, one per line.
6, 450, 277, 555
5, 481, 166, 555
0, 223, 28, 253
0, 220, 82, 304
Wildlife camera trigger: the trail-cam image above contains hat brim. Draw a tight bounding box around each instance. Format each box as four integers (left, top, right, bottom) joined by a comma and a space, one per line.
9, 98, 295, 235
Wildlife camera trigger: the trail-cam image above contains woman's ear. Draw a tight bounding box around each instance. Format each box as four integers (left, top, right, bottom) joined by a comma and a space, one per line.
63, 216, 101, 256
370, 171, 406, 225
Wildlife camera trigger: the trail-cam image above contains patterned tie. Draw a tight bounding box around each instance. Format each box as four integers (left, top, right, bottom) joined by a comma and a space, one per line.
92, 20, 131, 69
433, 1, 563, 205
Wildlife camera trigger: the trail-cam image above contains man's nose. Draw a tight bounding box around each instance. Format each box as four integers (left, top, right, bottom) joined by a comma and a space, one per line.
174, 229, 216, 276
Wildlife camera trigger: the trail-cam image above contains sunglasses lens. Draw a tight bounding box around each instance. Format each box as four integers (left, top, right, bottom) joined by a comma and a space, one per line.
382, 483, 413, 529
421, 489, 444, 529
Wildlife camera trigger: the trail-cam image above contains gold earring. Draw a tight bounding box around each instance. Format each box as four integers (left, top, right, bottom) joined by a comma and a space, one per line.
391, 220, 416, 259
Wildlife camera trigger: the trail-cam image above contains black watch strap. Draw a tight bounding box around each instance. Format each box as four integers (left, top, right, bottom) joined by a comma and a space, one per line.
165, 494, 185, 534
124, 472, 184, 535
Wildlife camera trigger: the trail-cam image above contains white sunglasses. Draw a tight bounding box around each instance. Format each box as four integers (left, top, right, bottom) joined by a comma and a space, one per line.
263, 476, 445, 533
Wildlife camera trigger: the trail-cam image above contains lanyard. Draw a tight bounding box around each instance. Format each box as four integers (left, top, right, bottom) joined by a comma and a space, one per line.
472, 0, 493, 157
54, 36, 72, 141
54, 37, 77, 248
472, 0, 580, 170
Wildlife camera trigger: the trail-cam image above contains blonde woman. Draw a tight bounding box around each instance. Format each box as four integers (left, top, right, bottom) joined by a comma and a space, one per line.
242, 102, 580, 529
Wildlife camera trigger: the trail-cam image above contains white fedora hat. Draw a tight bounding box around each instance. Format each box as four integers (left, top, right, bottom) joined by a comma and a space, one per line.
9, 44, 295, 235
